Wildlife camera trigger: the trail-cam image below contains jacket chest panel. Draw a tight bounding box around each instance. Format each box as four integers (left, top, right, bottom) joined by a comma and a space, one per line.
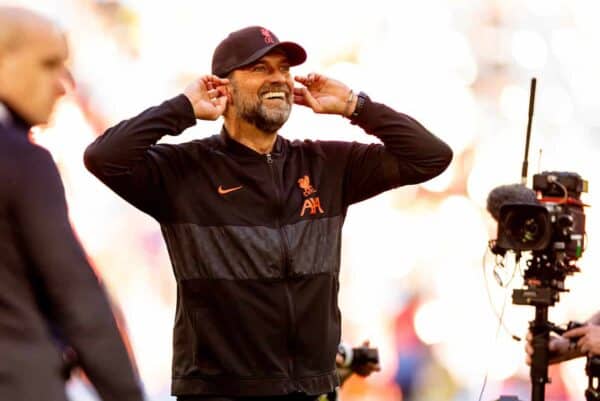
173, 153, 339, 227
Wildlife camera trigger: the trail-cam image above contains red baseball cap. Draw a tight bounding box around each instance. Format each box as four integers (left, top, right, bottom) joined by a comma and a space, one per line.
211, 26, 306, 78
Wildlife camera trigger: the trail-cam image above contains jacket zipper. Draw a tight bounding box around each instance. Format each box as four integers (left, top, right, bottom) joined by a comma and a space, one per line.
266, 152, 297, 383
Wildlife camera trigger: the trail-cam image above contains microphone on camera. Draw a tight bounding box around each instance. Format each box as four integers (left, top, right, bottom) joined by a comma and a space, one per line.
485, 184, 539, 342
486, 184, 539, 221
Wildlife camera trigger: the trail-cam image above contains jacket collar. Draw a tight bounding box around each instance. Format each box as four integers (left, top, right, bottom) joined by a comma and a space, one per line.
219, 126, 285, 159
0, 102, 10, 127
0, 101, 31, 136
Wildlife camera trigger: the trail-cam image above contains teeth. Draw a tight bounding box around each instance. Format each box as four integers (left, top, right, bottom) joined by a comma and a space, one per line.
263, 91, 286, 100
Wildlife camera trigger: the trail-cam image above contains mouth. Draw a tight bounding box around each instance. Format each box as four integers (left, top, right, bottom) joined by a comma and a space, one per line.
261, 91, 288, 101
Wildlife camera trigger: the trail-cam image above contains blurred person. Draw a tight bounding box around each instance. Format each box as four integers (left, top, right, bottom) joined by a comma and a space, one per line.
0, 7, 144, 401
84, 25, 453, 401
526, 311, 600, 365
393, 296, 428, 401
390, 294, 457, 401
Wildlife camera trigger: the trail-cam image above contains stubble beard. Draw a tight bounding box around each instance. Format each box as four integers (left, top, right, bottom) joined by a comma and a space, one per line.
231, 80, 291, 134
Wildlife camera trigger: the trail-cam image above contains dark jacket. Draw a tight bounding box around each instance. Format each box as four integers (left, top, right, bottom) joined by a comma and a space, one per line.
84, 94, 452, 397
0, 103, 144, 401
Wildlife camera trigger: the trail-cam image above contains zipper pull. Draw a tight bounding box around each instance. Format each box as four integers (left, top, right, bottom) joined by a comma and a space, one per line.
266, 153, 273, 164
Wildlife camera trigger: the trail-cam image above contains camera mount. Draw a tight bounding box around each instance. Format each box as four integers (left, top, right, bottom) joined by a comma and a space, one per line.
491, 78, 591, 401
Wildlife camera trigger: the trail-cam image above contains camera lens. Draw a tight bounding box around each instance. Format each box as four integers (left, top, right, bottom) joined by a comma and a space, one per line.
497, 204, 551, 251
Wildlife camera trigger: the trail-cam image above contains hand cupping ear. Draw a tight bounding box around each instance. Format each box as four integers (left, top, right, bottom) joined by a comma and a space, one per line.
183, 75, 230, 120
292, 73, 354, 116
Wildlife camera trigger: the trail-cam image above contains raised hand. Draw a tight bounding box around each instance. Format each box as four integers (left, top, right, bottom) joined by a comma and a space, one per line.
293, 73, 357, 117
183, 75, 229, 120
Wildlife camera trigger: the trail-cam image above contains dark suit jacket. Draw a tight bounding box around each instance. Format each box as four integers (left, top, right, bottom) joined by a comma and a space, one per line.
0, 103, 143, 401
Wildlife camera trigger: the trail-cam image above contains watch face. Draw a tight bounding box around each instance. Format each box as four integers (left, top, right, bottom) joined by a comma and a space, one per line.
352, 92, 366, 117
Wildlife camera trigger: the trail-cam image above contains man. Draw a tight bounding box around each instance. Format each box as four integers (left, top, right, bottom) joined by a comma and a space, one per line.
526, 311, 600, 364
0, 7, 144, 401
84, 26, 453, 400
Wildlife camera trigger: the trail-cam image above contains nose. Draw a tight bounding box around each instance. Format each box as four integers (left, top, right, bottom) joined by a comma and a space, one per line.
57, 67, 74, 95
269, 68, 288, 84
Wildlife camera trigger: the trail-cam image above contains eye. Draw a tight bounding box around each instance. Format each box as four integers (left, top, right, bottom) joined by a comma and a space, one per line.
42, 57, 64, 72
280, 65, 291, 74
252, 64, 268, 73
43, 60, 59, 69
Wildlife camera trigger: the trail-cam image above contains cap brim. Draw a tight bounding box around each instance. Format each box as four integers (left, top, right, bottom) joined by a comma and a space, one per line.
219, 41, 307, 77
270, 41, 307, 66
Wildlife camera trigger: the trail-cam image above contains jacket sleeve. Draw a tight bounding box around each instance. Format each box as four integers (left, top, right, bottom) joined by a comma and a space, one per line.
83, 94, 197, 217
341, 95, 453, 206
13, 146, 144, 401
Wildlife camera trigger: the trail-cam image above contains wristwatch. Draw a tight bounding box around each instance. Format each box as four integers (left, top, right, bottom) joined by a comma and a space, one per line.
350, 91, 367, 118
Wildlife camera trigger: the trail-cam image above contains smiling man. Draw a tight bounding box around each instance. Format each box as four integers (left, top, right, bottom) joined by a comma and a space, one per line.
84, 26, 453, 401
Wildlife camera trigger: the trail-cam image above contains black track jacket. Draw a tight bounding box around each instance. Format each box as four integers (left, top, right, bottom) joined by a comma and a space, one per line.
84, 94, 452, 397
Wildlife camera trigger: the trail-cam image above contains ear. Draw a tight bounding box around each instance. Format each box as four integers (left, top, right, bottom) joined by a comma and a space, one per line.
222, 84, 232, 105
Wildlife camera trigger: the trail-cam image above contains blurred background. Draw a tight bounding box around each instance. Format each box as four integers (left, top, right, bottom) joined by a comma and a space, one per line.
2, 0, 599, 400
